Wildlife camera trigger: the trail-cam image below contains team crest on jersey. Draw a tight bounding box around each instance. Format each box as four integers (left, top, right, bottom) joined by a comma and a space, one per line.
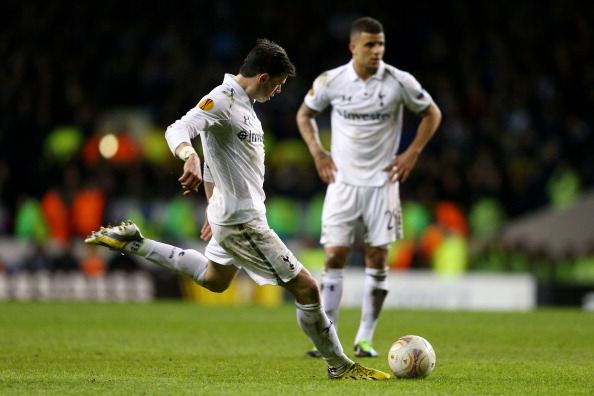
198, 98, 215, 111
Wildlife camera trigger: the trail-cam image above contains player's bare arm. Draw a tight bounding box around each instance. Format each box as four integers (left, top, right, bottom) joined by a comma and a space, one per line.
296, 103, 337, 183
175, 142, 203, 195
384, 103, 442, 182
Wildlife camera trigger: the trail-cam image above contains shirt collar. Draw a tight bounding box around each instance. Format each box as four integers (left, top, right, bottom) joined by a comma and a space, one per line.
223, 73, 251, 103
347, 60, 386, 82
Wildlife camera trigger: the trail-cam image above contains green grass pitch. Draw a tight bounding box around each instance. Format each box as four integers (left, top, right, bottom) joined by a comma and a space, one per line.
1, 301, 593, 395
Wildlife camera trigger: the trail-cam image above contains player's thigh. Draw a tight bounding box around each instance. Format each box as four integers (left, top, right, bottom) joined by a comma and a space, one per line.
204, 236, 240, 290
212, 219, 303, 285
321, 182, 360, 246
363, 182, 403, 246
204, 260, 239, 289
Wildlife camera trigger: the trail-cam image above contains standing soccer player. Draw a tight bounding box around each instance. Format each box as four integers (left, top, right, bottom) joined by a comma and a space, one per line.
296, 17, 442, 357
85, 39, 389, 380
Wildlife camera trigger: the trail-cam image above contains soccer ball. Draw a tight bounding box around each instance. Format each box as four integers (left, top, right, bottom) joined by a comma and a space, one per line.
387, 335, 436, 378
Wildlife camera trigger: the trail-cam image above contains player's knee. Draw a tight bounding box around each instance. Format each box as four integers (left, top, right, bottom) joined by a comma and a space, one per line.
202, 279, 230, 293
365, 247, 388, 268
286, 272, 321, 304
325, 249, 349, 268
295, 285, 320, 305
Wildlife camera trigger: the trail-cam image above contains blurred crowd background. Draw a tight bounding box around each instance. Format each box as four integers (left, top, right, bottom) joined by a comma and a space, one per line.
1, 0, 593, 297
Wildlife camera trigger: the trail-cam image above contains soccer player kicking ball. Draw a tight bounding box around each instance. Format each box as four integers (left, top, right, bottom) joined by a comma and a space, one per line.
296, 17, 442, 358
85, 39, 389, 380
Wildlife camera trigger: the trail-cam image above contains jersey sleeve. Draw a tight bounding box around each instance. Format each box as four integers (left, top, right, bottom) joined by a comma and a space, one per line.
165, 90, 231, 156
303, 72, 331, 112
399, 72, 434, 114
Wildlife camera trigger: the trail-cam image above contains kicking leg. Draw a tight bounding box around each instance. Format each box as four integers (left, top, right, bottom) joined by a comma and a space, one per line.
84, 220, 237, 292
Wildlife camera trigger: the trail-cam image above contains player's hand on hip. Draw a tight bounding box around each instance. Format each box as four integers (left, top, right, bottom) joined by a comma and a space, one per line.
178, 155, 203, 196
313, 151, 337, 184
384, 150, 419, 183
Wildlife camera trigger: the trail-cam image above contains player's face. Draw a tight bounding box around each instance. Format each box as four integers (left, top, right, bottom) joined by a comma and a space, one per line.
350, 32, 385, 76
255, 74, 287, 103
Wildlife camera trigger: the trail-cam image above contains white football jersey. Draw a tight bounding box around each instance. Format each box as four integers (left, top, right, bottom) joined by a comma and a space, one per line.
304, 60, 434, 186
165, 74, 266, 225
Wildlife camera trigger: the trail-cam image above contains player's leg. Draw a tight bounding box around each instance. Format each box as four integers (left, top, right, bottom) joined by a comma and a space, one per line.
321, 246, 349, 329
212, 218, 389, 379
283, 268, 351, 370
84, 220, 237, 292
304, 246, 349, 358
353, 245, 389, 357
284, 265, 389, 380
308, 182, 358, 357
209, 220, 353, 372
199, 261, 239, 293
354, 183, 401, 357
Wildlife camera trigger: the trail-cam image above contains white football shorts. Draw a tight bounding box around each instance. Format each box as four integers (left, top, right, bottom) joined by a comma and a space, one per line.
321, 181, 403, 247
205, 216, 303, 286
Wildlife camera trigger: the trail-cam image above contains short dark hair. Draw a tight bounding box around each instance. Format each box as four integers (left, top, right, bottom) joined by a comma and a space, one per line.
350, 17, 384, 41
239, 38, 296, 78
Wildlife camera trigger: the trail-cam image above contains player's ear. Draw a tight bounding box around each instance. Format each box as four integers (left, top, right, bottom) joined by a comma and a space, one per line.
258, 73, 270, 84
349, 42, 356, 55
349, 31, 358, 54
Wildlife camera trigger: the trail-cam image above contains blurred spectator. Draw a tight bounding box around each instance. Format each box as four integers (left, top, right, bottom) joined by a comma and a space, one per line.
266, 196, 301, 240
161, 196, 199, 240
71, 185, 107, 237
14, 197, 48, 243
546, 163, 581, 210
80, 246, 107, 278
40, 189, 70, 246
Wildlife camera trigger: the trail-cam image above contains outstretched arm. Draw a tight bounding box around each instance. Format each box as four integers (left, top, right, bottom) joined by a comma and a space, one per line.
296, 103, 336, 183
384, 103, 442, 182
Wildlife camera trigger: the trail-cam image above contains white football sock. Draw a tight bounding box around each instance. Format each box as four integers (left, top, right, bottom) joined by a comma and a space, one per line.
296, 302, 352, 370
124, 239, 208, 284
355, 267, 388, 344
320, 268, 344, 328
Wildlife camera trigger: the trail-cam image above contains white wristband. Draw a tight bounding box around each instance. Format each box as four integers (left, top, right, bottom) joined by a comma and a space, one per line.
178, 145, 197, 161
